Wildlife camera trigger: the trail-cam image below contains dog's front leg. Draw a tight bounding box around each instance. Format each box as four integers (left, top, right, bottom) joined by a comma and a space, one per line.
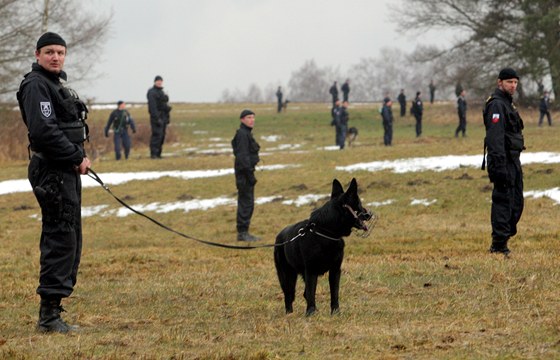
303, 272, 318, 316
329, 268, 341, 315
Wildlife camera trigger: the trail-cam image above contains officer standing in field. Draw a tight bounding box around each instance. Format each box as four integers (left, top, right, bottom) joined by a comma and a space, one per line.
455, 89, 467, 137
429, 80, 436, 104
483, 68, 525, 256
17, 32, 91, 333
397, 89, 406, 117
337, 101, 350, 149
147, 75, 171, 159
411, 91, 423, 137
232, 109, 261, 242
381, 97, 393, 146
104, 100, 136, 160
276, 86, 283, 113
329, 81, 339, 107
341, 79, 350, 102
538, 90, 552, 126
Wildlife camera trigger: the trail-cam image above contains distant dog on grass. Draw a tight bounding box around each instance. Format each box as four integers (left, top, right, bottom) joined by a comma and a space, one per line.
346, 127, 358, 147
274, 178, 373, 316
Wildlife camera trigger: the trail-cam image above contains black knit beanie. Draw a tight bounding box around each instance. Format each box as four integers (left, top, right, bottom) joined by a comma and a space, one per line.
239, 109, 255, 119
36, 32, 66, 50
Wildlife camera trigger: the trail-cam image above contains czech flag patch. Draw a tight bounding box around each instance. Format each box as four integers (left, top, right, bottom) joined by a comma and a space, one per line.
492, 114, 500, 123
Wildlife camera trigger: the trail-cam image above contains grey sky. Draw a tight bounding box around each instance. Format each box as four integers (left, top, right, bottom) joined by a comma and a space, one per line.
83, 0, 416, 103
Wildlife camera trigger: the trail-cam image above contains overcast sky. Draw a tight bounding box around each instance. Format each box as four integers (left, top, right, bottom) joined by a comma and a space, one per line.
82, 0, 419, 103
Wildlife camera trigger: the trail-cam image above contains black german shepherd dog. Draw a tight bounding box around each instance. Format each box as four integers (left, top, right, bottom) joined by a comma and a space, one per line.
274, 178, 372, 316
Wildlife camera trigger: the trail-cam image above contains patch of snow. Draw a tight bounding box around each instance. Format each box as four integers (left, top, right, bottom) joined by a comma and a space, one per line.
410, 198, 437, 206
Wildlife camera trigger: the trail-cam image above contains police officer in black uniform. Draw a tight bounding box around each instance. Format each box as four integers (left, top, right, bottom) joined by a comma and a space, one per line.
147, 75, 171, 159
329, 81, 339, 107
341, 79, 350, 102
276, 86, 283, 113
381, 97, 394, 146
337, 101, 349, 149
411, 91, 423, 137
232, 109, 261, 242
17, 32, 91, 333
455, 89, 467, 137
397, 89, 406, 117
483, 68, 525, 256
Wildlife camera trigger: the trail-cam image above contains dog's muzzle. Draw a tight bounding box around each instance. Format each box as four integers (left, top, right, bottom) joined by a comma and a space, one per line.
344, 205, 377, 238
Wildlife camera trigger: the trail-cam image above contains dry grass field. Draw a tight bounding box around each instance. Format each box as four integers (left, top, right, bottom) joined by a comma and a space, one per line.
0, 100, 559, 359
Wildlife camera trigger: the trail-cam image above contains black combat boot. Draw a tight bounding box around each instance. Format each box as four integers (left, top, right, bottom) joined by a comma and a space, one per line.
489, 238, 511, 256
37, 298, 77, 333
237, 232, 261, 242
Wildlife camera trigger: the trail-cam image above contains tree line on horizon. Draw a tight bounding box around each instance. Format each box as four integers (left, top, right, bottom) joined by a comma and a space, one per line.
0, 0, 557, 106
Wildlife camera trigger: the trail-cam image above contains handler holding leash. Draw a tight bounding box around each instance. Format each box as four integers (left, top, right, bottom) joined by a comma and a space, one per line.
17, 32, 90, 333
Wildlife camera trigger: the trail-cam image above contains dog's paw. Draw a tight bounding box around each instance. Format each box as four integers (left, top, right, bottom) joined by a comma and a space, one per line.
305, 307, 317, 317
331, 307, 340, 316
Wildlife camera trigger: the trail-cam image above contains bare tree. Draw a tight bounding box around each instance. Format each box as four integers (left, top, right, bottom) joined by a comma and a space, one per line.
396, 0, 560, 101
287, 59, 335, 102
0, 0, 112, 100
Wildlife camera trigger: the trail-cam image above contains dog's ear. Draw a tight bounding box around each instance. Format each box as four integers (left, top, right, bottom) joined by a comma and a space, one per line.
345, 178, 358, 196
331, 179, 344, 199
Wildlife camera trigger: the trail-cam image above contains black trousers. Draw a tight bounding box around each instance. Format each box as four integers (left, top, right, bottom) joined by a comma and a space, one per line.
383, 121, 392, 146
28, 156, 82, 299
538, 111, 552, 126
455, 115, 466, 137
150, 120, 167, 157
236, 172, 255, 233
491, 155, 524, 242
414, 114, 422, 137
399, 103, 406, 117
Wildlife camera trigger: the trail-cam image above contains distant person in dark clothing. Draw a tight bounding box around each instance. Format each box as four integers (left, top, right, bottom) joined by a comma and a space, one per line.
232, 109, 261, 242
331, 99, 340, 126
455, 89, 467, 137
483, 68, 525, 256
397, 89, 406, 117
341, 79, 350, 102
104, 100, 136, 160
381, 97, 393, 146
329, 81, 339, 106
429, 80, 436, 104
147, 75, 171, 159
538, 90, 552, 126
411, 91, 423, 137
336, 101, 349, 149
276, 86, 283, 113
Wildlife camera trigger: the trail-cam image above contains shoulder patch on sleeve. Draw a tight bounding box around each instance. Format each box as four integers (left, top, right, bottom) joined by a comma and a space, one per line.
40, 102, 52, 117
492, 113, 500, 123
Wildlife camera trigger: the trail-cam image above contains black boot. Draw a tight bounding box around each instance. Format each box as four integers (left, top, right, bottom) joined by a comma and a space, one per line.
37, 298, 77, 333
237, 232, 261, 242
489, 239, 511, 256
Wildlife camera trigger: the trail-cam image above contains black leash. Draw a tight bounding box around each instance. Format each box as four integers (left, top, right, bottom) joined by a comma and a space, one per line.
86, 167, 288, 250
